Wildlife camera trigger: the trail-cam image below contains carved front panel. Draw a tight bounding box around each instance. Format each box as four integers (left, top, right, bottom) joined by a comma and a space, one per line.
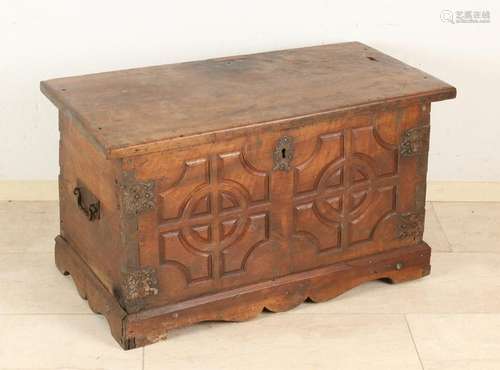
284, 104, 428, 272
157, 152, 272, 291
289, 124, 400, 271
293, 126, 398, 247
132, 103, 428, 303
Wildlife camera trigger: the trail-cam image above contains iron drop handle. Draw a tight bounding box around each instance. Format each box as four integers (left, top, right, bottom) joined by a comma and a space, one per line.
73, 186, 101, 221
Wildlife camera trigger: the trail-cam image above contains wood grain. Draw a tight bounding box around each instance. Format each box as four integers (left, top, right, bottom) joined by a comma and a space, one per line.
43, 42, 456, 349
56, 233, 431, 350
41, 42, 456, 158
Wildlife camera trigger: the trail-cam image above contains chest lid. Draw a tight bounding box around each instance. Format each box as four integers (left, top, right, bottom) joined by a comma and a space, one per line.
41, 42, 456, 159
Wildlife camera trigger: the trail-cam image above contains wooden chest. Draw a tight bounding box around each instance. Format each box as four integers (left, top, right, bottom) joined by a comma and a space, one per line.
41, 42, 456, 349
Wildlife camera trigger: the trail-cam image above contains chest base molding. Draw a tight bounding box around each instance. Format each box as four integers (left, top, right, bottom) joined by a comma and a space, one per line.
55, 235, 430, 350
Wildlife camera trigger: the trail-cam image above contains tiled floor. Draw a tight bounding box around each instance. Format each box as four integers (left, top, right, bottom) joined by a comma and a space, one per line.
0, 201, 499, 370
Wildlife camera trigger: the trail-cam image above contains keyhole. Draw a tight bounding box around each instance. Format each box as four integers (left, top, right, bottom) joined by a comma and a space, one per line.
281, 148, 287, 159
273, 136, 293, 171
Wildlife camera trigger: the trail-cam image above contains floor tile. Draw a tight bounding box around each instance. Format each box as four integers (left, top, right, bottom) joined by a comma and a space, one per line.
2, 200, 498, 369
0, 314, 142, 369
424, 202, 451, 252
0, 252, 91, 314
293, 252, 500, 314
433, 202, 500, 252
144, 313, 421, 370
0, 201, 58, 253
407, 314, 500, 370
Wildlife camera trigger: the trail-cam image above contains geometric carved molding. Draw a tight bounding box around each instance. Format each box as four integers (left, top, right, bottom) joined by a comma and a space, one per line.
154, 123, 422, 292
293, 127, 399, 252
158, 152, 270, 285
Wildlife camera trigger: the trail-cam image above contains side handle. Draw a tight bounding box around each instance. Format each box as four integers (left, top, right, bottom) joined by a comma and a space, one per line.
73, 183, 100, 221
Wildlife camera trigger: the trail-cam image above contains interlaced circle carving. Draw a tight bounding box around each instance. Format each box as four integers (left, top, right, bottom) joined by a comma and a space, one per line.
158, 155, 270, 283
293, 128, 399, 251
180, 181, 252, 252
311, 156, 379, 223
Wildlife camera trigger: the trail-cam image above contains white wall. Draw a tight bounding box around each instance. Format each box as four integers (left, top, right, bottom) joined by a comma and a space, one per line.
1, 0, 499, 181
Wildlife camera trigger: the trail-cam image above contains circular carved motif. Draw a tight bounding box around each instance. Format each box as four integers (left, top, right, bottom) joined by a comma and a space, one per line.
313, 157, 379, 224
180, 181, 251, 253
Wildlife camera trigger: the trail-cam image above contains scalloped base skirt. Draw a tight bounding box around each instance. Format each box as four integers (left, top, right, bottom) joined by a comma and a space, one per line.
54, 235, 431, 350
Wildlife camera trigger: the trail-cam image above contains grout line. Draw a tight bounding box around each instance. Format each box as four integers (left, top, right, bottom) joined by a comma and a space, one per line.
4, 249, 500, 256
429, 201, 454, 252
0, 251, 57, 255
3, 312, 500, 317
284, 312, 407, 316
405, 314, 425, 370
434, 250, 500, 254
0, 312, 95, 316
431, 200, 500, 204
142, 347, 145, 370
276, 312, 500, 316
3, 181, 500, 202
